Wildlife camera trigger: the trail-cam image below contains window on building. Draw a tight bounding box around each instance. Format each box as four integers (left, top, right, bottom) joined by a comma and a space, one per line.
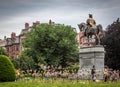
16, 45, 19, 51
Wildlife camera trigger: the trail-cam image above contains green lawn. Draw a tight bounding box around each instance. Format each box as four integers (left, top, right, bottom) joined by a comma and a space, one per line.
0, 78, 119, 87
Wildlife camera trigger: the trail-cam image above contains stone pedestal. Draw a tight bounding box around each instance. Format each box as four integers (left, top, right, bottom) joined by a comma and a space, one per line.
78, 46, 105, 79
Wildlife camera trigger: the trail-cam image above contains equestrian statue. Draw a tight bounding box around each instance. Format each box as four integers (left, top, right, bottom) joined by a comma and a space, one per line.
78, 14, 104, 45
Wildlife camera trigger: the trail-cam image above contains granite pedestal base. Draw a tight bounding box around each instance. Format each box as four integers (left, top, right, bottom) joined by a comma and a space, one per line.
78, 46, 105, 79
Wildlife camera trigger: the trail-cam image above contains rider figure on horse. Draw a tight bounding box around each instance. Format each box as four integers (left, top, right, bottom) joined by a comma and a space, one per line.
86, 14, 96, 29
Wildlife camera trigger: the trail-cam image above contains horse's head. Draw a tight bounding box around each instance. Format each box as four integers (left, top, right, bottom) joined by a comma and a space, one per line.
78, 23, 86, 31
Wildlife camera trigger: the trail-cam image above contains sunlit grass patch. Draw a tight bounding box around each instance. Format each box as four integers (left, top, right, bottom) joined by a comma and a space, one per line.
0, 78, 120, 87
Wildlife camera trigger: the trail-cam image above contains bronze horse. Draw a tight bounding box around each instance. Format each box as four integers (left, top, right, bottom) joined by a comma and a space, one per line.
78, 23, 103, 45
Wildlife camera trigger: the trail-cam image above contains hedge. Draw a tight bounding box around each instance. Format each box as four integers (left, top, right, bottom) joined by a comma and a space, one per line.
0, 55, 16, 82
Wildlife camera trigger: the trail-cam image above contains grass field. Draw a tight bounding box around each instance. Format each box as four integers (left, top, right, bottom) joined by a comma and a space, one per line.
0, 78, 119, 87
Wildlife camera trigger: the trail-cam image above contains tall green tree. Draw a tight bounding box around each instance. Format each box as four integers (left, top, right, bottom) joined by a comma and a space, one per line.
103, 18, 120, 69
23, 23, 79, 67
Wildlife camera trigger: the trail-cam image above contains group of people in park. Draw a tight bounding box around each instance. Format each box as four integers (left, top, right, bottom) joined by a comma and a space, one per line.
15, 64, 120, 83
16, 65, 78, 81
103, 66, 119, 82
90, 65, 120, 82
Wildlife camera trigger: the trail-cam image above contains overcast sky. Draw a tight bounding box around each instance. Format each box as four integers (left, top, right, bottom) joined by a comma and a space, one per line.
0, 0, 120, 39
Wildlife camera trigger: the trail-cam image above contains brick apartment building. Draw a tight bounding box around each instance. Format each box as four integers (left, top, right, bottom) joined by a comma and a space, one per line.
19, 23, 32, 53
0, 21, 41, 58
5, 32, 20, 58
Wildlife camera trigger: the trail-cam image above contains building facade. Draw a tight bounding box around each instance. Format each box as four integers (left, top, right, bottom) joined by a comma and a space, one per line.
4, 21, 41, 58
5, 32, 20, 58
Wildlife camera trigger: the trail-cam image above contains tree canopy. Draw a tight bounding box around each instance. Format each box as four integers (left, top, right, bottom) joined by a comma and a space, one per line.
103, 18, 120, 69
23, 23, 79, 67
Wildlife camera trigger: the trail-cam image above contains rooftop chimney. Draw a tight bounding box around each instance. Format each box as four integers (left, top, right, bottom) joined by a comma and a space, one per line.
4, 36, 6, 40
49, 19, 55, 24
36, 21, 40, 25
33, 21, 40, 26
49, 19, 52, 24
33, 22, 36, 26
25, 23, 29, 29
11, 32, 16, 39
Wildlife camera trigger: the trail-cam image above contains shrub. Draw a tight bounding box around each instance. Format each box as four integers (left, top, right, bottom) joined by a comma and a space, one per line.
0, 55, 16, 82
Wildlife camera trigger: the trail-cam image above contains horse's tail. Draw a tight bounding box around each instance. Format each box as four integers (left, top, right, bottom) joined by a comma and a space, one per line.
97, 24, 103, 34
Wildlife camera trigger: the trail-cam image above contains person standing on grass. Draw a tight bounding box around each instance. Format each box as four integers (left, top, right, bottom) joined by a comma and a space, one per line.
104, 66, 109, 82
91, 65, 96, 81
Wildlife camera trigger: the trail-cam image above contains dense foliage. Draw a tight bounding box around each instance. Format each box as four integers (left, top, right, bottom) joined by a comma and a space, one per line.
0, 47, 8, 56
23, 23, 79, 67
103, 18, 120, 69
0, 55, 15, 82
11, 52, 35, 70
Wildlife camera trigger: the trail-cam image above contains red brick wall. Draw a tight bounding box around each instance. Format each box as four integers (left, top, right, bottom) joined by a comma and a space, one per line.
6, 44, 20, 58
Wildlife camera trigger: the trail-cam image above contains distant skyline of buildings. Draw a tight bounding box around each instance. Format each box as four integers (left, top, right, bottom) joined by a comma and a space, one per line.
0, 20, 42, 58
